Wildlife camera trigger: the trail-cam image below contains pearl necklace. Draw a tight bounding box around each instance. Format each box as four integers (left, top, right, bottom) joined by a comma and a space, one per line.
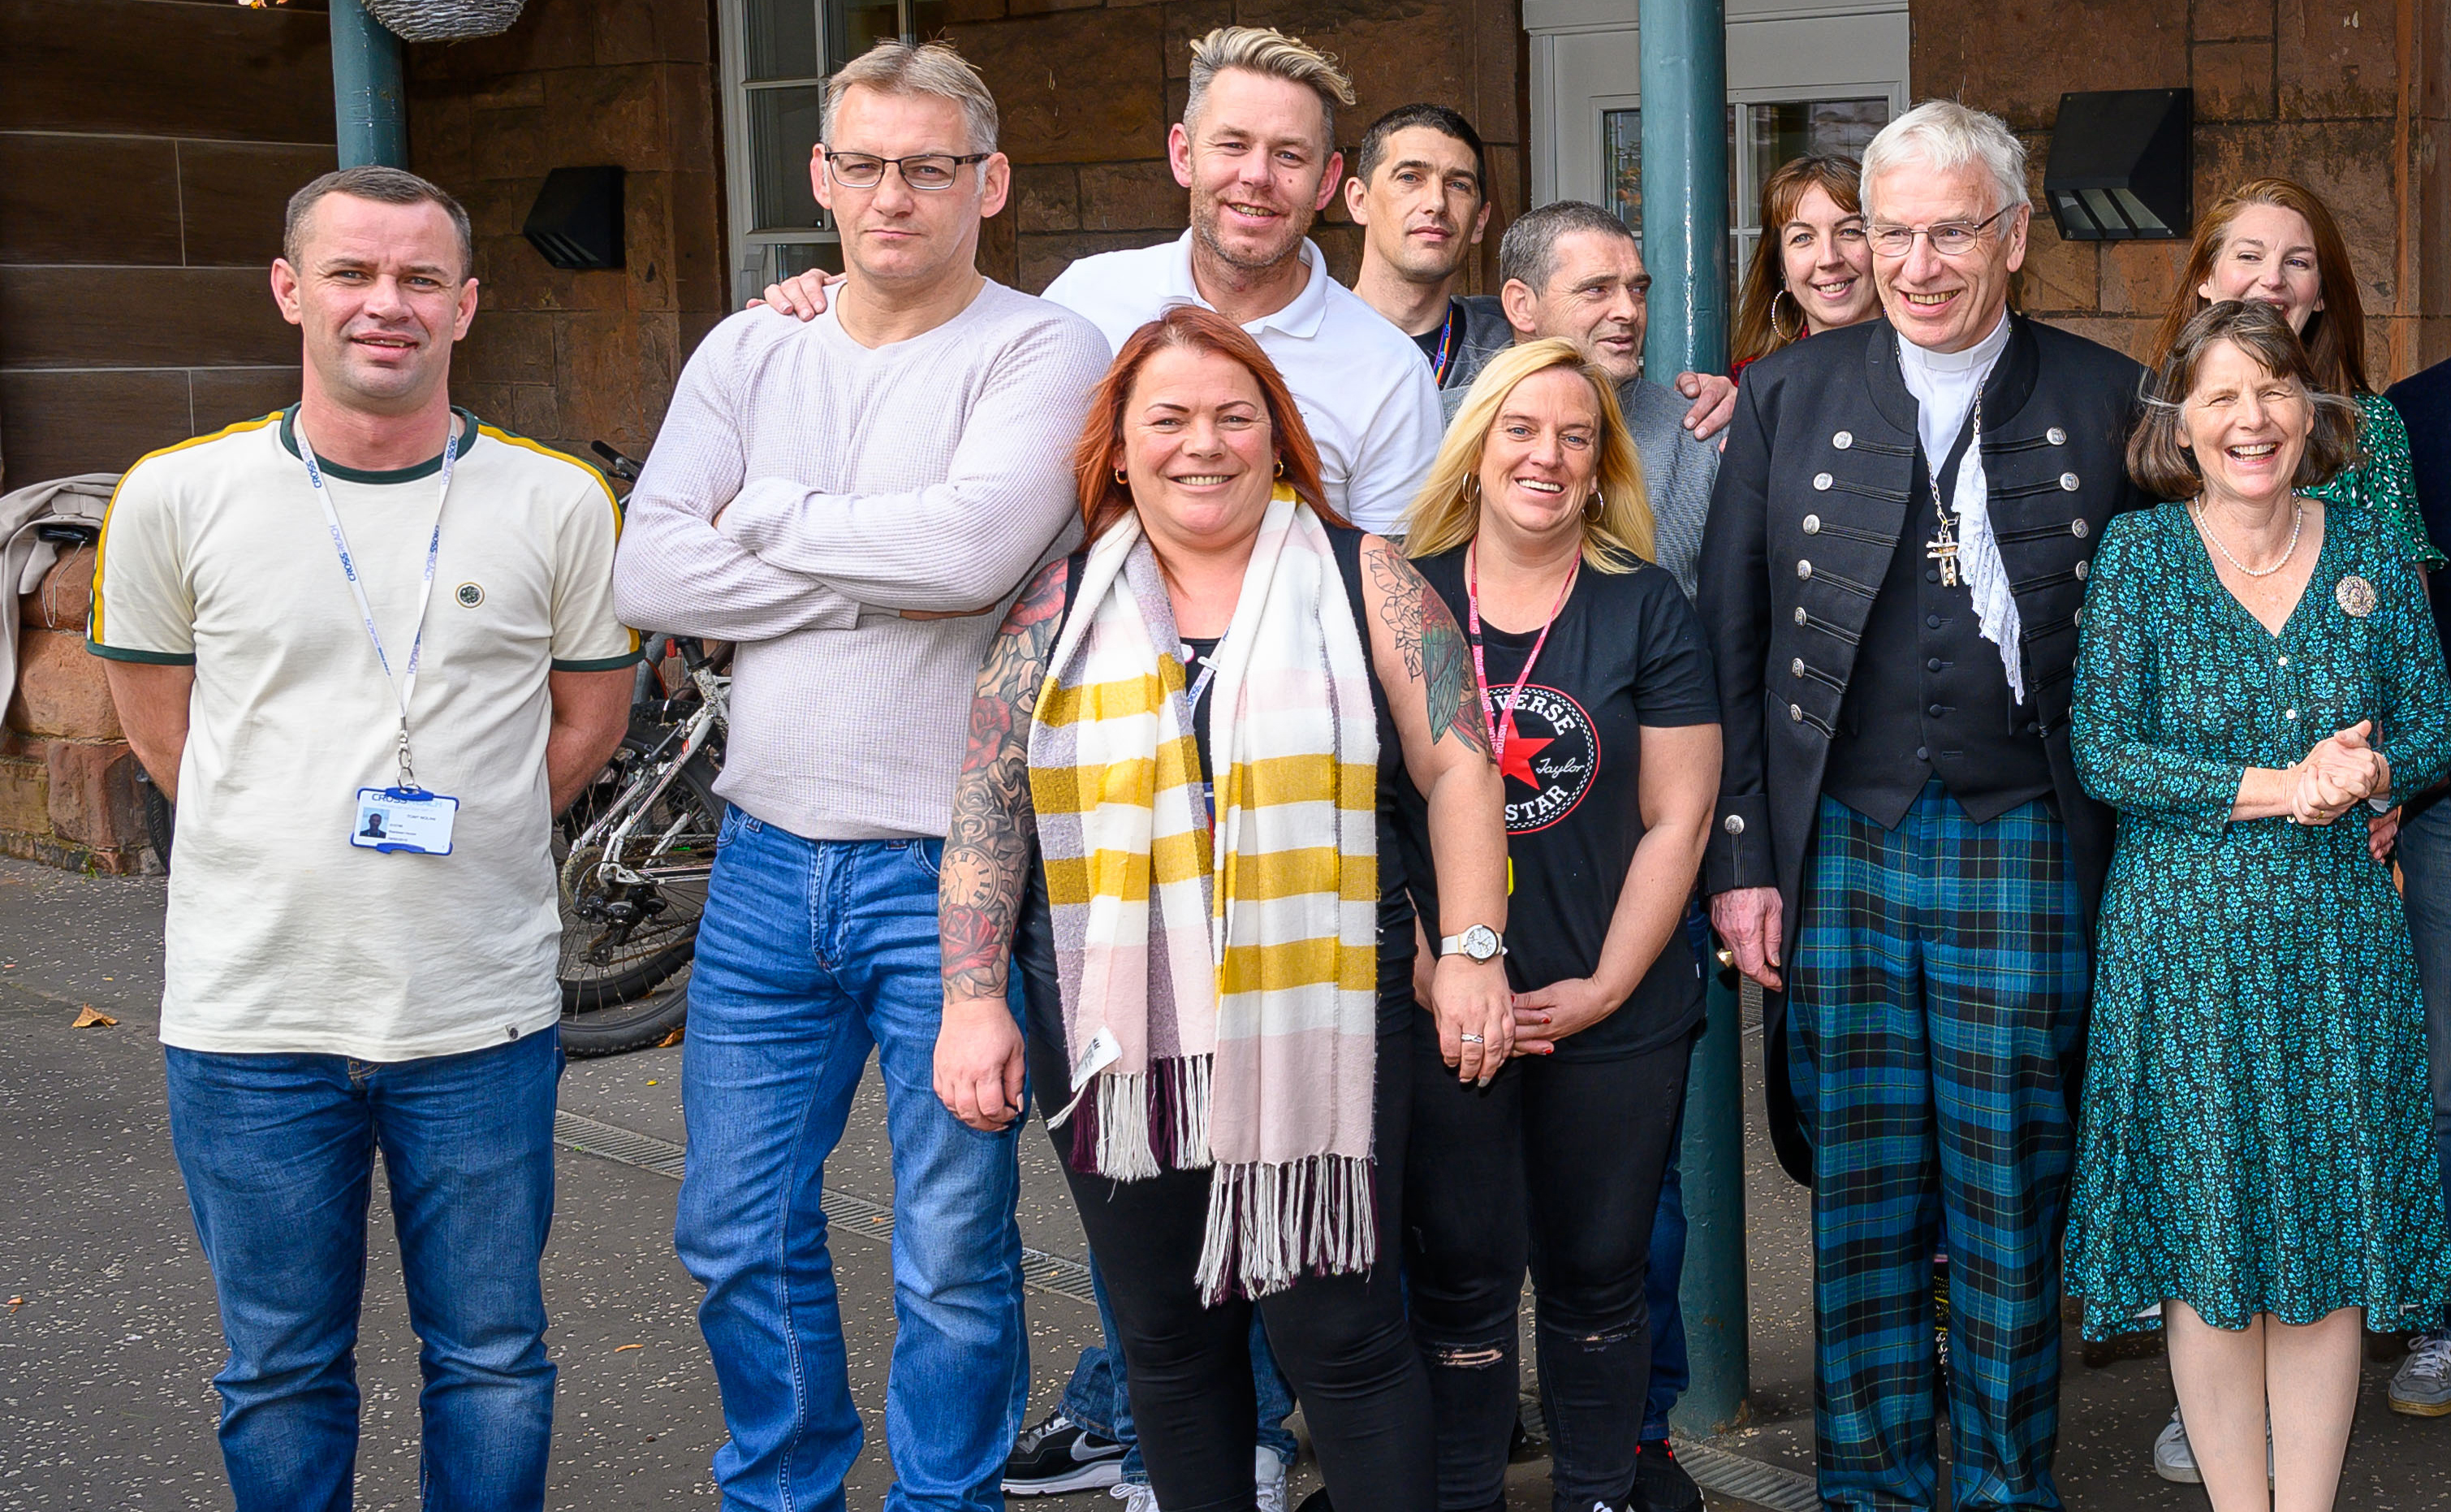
2193, 497, 2304, 579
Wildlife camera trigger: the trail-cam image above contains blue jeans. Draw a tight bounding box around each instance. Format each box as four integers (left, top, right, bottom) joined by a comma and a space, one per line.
1059, 1257, 1299, 1484
2395, 793, 2451, 1330
164, 1027, 562, 1512
677, 812, 1028, 1512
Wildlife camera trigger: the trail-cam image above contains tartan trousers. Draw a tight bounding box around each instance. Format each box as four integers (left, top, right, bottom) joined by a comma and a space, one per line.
1788, 781, 2087, 1511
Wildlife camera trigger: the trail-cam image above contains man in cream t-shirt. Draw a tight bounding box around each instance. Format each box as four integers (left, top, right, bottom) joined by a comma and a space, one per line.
89, 166, 635, 1512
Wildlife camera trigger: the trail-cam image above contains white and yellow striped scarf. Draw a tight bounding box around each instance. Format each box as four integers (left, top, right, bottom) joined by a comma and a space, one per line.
1028, 488, 1381, 1301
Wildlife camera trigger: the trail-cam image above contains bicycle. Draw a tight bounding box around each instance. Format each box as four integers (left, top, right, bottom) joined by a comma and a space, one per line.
553, 631, 727, 1055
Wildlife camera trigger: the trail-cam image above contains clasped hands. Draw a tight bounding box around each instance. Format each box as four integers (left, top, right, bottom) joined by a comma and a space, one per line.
2289, 718, 2389, 826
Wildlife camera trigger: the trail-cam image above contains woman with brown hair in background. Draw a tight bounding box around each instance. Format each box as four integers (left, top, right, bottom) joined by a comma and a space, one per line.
1728, 154, 1882, 377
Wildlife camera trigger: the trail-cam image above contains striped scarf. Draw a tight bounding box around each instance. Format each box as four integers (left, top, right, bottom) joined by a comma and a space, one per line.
1027, 488, 1381, 1302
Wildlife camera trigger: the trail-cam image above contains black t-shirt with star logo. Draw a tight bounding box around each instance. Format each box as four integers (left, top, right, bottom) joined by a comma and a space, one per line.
1405, 545, 1721, 1060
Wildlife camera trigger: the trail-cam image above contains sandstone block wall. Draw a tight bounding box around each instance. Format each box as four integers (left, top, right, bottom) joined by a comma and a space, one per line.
2, 549, 152, 875
1918, 0, 2451, 379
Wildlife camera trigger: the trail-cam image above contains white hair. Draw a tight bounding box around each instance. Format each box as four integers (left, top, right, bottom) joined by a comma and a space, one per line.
1859, 100, 2029, 222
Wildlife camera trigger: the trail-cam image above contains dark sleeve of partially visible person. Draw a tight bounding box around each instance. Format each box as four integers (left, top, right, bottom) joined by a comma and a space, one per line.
1694, 369, 1778, 894
1630, 567, 1721, 727
2384, 373, 2451, 696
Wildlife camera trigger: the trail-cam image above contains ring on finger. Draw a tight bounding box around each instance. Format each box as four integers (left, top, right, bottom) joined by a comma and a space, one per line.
1459, 1032, 1486, 1045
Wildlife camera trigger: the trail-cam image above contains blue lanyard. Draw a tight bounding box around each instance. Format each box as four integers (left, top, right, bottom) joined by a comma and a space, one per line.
298, 417, 458, 790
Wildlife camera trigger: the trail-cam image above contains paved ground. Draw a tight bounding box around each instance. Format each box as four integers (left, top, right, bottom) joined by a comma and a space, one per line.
2, 854, 2446, 1510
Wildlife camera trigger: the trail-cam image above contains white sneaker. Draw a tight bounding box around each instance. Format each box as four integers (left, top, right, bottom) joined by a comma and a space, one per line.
2390, 1330, 2451, 1416
2154, 1403, 2275, 1484
1254, 1445, 1288, 1512
1110, 1484, 1163, 1512
2151, 1407, 2199, 1484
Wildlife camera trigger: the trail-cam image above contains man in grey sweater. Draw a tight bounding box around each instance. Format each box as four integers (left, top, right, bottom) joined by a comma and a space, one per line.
1441, 200, 1724, 601
611, 42, 1109, 1512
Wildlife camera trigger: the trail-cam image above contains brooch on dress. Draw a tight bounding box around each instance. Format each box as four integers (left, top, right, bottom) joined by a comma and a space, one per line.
2336, 575, 2376, 617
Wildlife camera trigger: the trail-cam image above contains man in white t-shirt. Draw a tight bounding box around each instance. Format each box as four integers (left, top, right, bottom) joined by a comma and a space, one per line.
759, 26, 1442, 538
91, 166, 636, 1512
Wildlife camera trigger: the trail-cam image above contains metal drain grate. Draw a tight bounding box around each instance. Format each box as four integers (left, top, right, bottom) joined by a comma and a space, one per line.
1672, 1437, 1819, 1512
554, 1109, 1098, 1304
1518, 1394, 1819, 1512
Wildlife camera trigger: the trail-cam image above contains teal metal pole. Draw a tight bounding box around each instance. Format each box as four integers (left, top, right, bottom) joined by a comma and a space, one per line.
330, 0, 407, 169
1640, 0, 1747, 1436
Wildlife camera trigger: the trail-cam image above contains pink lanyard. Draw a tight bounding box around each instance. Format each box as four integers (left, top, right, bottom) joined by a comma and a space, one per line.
1464, 544, 1579, 763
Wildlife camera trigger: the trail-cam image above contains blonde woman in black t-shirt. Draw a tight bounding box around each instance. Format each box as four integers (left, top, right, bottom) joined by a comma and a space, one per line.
1398, 338, 1724, 1512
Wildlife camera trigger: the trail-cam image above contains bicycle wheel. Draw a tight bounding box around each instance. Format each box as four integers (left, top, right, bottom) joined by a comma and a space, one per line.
555, 732, 721, 1056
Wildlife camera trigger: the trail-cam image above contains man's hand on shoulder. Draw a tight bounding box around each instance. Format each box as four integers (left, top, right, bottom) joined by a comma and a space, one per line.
752, 269, 841, 321
1676, 371, 1738, 442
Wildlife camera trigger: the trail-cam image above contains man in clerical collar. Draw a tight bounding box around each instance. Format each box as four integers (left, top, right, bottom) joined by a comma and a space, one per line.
1694, 100, 2150, 1511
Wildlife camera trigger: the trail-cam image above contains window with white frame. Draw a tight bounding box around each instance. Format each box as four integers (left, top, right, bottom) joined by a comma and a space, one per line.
718, 0, 914, 305
1601, 98, 1892, 286
1527, 0, 1909, 298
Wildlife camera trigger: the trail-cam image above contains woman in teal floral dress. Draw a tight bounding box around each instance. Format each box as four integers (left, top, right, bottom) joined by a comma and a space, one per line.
2071, 303, 2451, 1512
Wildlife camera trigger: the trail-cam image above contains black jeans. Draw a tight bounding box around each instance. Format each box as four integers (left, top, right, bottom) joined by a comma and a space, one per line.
1404, 1027, 1694, 1512
1031, 1019, 1432, 1512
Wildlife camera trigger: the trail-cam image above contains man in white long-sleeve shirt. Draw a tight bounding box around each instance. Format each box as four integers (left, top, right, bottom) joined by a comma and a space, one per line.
611, 41, 1107, 1512
759, 26, 1440, 539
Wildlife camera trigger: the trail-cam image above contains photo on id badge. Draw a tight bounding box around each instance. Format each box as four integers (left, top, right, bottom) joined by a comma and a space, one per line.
352, 787, 460, 855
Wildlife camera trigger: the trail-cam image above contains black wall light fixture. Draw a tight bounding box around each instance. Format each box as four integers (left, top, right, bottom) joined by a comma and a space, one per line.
523, 166, 625, 270
2043, 89, 2191, 241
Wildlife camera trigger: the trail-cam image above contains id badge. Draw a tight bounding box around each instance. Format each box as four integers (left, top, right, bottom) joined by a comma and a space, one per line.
351, 787, 460, 855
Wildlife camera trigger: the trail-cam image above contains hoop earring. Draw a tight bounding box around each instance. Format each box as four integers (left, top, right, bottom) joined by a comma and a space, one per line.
1114, 467, 1128, 486
1274, 458, 1286, 480
1584, 490, 1606, 522
1769, 287, 1804, 345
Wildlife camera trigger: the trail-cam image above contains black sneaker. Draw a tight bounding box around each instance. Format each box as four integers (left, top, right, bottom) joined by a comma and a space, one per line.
1001, 1411, 1125, 1496
1293, 1493, 1332, 1512
1633, 1438, 1702, 1512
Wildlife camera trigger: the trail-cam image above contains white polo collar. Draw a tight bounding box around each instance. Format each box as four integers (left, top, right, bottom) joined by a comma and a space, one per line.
1161, 230, 1331, 341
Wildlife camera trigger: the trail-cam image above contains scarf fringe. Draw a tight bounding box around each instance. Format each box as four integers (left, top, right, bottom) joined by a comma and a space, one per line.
1194, 1154, 1377, 1305
1071, 1056, 1215, 1180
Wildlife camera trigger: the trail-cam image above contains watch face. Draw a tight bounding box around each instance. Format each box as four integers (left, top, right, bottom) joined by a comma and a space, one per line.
1464, 925, 1500, 961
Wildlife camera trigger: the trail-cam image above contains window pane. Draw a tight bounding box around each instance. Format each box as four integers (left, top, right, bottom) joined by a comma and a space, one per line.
748, 85, 826, 232
1603, 105, 1740, 255
829, 0, 902, 68
773, 241, 844, 281
744, 0, 820, 81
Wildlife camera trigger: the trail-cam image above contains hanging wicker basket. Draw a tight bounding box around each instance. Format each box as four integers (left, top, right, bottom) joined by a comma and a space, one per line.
362, 0, 528, 43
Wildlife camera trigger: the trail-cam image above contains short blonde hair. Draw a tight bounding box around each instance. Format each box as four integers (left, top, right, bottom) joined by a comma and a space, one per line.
1184, 26, 1356, 150
1403, 339, 1656, 572
823, 40, 999, 153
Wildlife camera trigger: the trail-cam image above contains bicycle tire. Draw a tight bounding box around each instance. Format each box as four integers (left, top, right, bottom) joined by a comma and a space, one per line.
137, 770, 175, 868
555, 732, 721, 1057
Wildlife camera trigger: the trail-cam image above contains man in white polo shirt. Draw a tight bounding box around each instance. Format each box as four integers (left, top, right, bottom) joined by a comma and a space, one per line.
90, 166, 636, 1512
762, 25, 1439, 538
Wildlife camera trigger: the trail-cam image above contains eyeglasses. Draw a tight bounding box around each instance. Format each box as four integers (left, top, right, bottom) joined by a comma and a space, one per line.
1866, 205, 2017, 259
822, 150, 991, 192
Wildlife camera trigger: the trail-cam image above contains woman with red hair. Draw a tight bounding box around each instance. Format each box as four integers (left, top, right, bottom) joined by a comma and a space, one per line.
931, 304, 1510, 1512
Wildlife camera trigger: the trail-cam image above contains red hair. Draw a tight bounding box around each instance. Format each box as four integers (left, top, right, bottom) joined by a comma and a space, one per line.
1072, 304, 1341, 544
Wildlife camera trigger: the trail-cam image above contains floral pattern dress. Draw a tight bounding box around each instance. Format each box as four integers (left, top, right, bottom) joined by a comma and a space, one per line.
2306, 390, 2445, 569
2065, 500, 2451, 1340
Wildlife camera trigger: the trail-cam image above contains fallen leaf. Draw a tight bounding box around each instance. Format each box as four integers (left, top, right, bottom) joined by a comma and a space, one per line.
71, 1006, 116, 1028
654, 1024, 684, 1049
613, 1343, 642, 1353
645, 1079, 659, 1087
6, 1296, 24, 1312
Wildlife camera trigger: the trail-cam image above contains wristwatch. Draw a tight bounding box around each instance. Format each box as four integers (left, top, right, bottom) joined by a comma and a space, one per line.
1439, 924, 1505, 963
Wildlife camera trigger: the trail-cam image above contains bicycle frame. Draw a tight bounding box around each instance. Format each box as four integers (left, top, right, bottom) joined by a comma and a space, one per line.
571, 660, 728, 888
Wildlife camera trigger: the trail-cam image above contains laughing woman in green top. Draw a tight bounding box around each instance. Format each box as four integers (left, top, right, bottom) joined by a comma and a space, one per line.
2148, 177, 2440, 571
2070, 303, 2451, 1512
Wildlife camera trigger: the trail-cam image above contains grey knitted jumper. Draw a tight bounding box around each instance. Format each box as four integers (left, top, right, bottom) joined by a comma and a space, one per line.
612, 281, 1111, 841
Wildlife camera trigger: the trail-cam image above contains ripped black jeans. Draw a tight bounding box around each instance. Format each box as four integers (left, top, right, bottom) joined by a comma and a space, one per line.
1403, 1026, 1694, 1512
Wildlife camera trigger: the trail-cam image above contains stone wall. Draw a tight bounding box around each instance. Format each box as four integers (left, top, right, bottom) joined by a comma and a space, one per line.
1916, 0, 2451, 381
403, 0, 730, 463
936, 0, 1530, 295
2, 552, 151, 876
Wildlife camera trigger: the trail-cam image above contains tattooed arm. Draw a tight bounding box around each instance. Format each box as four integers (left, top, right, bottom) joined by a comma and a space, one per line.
934, 556, 1068, 1133
1358, 536, 1514, 1085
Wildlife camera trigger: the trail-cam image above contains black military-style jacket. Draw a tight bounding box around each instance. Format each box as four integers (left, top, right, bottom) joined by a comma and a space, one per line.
1694, 313, 2151, 1181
